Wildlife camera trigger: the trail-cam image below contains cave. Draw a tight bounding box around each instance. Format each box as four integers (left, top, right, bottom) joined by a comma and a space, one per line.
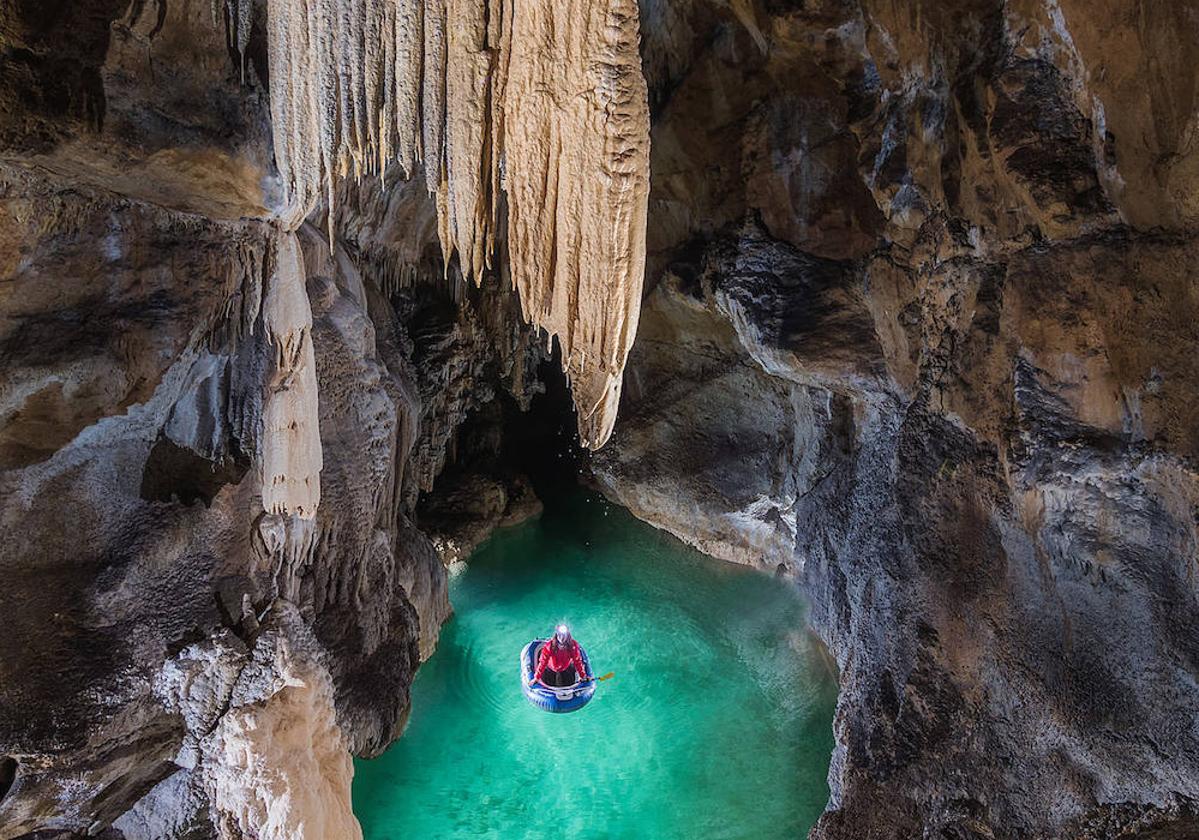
1, 0, 1198, 839
140, 437, 251, 507
0, 757, 16, 802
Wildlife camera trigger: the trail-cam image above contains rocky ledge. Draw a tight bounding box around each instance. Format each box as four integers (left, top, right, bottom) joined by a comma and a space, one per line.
2, 0, 1199, 838
597, 1, 1199, 837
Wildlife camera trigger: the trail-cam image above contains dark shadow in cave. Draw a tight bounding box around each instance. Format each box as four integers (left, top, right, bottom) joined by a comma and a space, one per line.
139, 436, 249, 507
496, 352, 589, 507
414, 348, 590, 541
478, 351, 645, 555
0, 756, 17, 801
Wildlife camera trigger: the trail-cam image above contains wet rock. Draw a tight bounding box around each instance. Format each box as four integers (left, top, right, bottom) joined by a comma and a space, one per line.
422, 472, 542, 565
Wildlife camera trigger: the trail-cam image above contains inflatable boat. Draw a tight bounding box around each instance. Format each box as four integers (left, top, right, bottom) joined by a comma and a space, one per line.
520, 639, 596, 713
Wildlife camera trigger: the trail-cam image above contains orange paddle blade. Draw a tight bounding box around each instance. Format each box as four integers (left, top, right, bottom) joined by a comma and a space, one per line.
596, 672, 615, 681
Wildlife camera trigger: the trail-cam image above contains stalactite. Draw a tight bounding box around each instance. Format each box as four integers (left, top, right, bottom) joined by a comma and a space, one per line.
442, 0, 494, 281
211, 237, 267, 349
235, 0, 252, 80
259, 0, 649, 449
392, 0, 423, 176
262, 231, 323, 519
499, 0, 650, 447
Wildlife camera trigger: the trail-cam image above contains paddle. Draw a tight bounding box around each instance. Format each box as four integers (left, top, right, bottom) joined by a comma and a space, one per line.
531, 671, 614, 687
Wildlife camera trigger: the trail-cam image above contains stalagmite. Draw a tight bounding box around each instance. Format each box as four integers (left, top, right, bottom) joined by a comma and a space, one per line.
261, 231, 323, 518
194, 632, 362, 840
260, 0, 650, 449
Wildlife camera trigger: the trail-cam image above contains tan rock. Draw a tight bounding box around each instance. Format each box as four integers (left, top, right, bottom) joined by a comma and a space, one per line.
201, 653, 361, 840
261, 0, 650, 448
262, 230, 322, 518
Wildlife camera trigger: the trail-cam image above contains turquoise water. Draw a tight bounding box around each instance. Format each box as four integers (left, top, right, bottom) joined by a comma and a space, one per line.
353, 491, 837, 840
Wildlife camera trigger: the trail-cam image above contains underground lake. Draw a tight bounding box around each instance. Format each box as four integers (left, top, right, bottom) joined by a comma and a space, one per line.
353, 490, 838, 839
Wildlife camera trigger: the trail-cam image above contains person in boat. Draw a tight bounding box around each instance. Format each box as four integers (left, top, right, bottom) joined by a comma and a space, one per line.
531, 624, 591, 688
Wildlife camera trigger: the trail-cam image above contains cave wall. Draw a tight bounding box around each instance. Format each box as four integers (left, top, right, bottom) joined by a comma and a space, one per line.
2, 0, 1198, 838
594, 1, 1199, 837
0, 2, 540, 836
0, 179, 454, 837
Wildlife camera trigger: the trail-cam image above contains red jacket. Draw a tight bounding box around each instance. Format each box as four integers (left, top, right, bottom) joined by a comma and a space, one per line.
533, 638, 588, 681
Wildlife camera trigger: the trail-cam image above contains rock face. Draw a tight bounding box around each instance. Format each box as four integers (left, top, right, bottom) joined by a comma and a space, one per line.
0, 166, 453, 834
260, 0, 651, 449
0, 2, 537, 836
3, 1, 1199, 839
595, 1, 1199, 837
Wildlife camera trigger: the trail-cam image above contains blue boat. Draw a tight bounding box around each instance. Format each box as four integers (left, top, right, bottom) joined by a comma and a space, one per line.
520, 639, 596, 713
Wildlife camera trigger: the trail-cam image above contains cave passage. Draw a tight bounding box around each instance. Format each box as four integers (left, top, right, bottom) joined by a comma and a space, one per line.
352, 489, 837, 839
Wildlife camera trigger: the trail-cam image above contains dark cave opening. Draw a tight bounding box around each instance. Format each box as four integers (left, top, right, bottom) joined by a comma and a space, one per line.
0, 756, 17, 801
497, 352, 589, 505
387, 243, 592, 525
139, 436, 250, 507
413, 349, 590, 545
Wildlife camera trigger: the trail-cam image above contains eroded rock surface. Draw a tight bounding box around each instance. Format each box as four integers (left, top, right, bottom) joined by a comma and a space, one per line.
0, 166, 455, 835
596, 1, 1199, 837
2, 0, 1199, 838
0, 3, 538, 835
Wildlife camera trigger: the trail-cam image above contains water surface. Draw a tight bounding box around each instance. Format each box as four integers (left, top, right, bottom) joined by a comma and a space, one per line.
353, 491, 836, 839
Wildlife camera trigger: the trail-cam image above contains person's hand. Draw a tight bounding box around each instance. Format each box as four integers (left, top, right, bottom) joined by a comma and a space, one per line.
529, 676, 539, 686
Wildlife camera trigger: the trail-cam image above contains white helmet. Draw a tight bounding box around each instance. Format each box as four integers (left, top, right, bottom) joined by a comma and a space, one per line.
554, 624, 571, 645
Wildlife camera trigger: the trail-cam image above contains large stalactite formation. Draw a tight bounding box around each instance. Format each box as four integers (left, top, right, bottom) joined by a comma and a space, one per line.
259, 0, 650, 457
